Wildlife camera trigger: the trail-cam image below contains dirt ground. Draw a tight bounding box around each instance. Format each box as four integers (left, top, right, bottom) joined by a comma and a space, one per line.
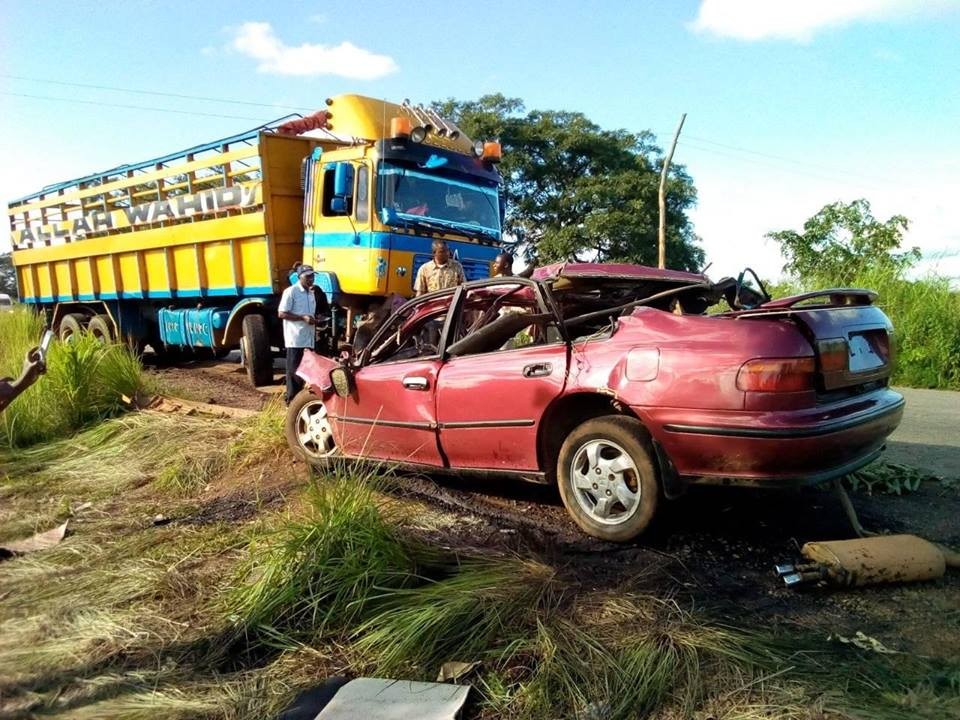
144, 353, 282, 411
145, 358, 960, 661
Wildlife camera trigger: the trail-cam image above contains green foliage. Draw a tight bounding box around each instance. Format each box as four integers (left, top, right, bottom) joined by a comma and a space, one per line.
772, 265, 960, 390
226, 468, 418, 641
433, 95, 704, 270
353, 558, 558, 675
857, 266, 960, 389
766, 198, 919, 285
845, 461, 933, 496
0, 308, 144, 446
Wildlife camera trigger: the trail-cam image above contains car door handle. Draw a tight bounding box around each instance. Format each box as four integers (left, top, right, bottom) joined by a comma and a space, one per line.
522, 362, 552, 378
403, 376, 429, 390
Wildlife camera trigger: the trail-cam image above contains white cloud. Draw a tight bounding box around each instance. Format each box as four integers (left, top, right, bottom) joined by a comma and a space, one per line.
229, 22, 397, 80
689, 0, 955, 42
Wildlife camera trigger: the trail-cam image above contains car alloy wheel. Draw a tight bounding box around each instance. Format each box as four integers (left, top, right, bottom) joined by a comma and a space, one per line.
556, 415, 659, 542
285, 389, 338, 463
296, 399, 336, 458
569, 439, 641, 525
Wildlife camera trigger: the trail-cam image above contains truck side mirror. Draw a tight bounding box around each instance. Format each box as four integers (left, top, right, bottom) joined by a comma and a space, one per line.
333, 163, 354, 199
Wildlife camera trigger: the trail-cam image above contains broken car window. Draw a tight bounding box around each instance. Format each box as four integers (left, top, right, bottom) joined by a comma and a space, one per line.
365, 291, 454, 364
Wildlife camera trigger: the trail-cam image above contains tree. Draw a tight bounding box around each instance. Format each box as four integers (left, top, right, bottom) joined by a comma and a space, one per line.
766, 199, 919, 284
433, 95, 704, 271
0, 253, 17, 298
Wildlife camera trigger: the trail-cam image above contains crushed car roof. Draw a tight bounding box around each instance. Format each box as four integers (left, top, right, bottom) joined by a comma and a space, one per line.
531, 262, 707, 284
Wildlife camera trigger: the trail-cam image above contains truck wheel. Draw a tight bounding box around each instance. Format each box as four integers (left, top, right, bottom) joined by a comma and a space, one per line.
557, 415, 659, 542
285, 389, 338, 465
58, 313, 87, 343
241, 314, 273, 387
87, 314, 115, 344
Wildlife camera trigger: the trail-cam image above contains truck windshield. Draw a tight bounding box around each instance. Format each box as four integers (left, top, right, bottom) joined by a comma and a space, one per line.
379, 162, 501, 240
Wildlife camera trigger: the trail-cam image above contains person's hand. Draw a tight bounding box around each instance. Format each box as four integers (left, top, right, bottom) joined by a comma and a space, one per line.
17, 352, 43, 385
23, 347, 45, 375
301, 314, 316, 325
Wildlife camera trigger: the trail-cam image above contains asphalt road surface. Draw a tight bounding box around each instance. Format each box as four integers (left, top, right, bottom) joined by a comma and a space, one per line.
885, 387, 960, 479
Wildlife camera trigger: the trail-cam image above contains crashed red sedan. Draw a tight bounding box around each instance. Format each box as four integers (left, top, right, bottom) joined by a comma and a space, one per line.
286, 263, 904, 542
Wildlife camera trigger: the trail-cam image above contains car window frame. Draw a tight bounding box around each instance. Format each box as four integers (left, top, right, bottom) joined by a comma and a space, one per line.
443, 277, 568, 361
359, 287, 459, 368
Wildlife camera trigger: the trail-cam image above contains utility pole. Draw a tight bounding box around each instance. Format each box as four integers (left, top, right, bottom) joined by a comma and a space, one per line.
658, 112, 687, 269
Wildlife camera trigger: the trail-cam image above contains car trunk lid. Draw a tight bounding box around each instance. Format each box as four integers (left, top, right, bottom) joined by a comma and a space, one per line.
722, 289, 894, 395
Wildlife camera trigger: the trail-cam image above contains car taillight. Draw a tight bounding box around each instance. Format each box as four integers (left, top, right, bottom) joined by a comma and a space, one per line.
817, 338, 849, 373
736, 357, 816, 392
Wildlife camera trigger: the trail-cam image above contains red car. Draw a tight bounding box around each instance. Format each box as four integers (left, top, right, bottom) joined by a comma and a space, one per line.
286, 263, 904, 542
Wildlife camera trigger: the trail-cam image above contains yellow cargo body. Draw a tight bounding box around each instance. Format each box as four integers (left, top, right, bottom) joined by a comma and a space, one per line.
8, 132, 324, 304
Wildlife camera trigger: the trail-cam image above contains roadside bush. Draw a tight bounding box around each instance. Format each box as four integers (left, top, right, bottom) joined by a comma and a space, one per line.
772, 267, 960, 390
0, 308, 144, 447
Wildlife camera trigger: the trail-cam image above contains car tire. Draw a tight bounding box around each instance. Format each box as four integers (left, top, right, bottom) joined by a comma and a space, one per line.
285, 389, 338, 465
87, 314, 115, 344
557, 415, 659, 542
58, 313, 87, 343
242, 314, 272, 387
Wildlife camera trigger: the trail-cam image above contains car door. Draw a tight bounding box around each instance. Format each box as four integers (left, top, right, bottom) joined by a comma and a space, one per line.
334, 290, 455, 466
436, 280, 568, 471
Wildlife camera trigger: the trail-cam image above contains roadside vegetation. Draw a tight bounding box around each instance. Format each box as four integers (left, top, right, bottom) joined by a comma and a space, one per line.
766, 199, 960, 391
2, 406, 957, 719
0, 308, 143, 447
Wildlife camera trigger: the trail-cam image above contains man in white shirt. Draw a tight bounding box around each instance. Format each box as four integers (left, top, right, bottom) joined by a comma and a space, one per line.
278, 264, 319, 404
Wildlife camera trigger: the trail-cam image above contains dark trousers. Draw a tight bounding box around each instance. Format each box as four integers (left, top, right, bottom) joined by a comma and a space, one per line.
285, 346, 306, 404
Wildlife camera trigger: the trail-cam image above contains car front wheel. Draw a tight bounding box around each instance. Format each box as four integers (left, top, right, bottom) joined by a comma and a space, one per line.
285, 390, 338, 465
557, 415, 659, 542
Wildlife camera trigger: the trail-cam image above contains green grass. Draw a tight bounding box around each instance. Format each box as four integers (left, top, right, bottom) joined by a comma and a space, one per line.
0, 307, 144, 447
2, 410, 958, 719
226, 466, 418, 642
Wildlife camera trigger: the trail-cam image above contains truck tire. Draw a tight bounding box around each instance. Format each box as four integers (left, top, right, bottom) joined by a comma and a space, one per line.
87, 314, 115, 344
58, 313, 87, 343
557, 415, 660, 543
242, 314, 273, 387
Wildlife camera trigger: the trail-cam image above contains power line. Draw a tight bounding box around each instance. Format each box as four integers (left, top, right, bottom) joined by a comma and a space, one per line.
1, 74, 315, 112
0, 73, 899, 187
675, 137, 895, 191
2, 91, 275, 122
680, 133, 903, 186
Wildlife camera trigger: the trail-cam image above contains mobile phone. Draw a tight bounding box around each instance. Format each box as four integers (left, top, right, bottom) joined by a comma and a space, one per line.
39, 329, 54, 355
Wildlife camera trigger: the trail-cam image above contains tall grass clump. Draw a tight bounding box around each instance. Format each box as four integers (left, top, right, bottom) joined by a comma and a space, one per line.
353, 557, 559, 675
856, 266, 960, 389
227, 468, 419, 643
0, 308, 144, 447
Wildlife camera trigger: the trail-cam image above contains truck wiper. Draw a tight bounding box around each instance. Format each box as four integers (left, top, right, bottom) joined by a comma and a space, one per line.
408, 217, 496, 242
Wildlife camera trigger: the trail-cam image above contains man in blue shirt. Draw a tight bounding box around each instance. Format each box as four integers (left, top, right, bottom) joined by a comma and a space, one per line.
278, 264, 319, 404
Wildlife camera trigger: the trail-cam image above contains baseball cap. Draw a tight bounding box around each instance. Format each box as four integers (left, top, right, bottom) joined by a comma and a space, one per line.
298, 264, 315, 277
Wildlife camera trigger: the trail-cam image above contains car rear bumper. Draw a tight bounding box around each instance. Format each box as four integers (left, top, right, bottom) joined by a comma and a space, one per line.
635, 388, 905, 486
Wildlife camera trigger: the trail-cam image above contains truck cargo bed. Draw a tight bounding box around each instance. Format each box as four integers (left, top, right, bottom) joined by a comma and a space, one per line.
8, 129, 324, 304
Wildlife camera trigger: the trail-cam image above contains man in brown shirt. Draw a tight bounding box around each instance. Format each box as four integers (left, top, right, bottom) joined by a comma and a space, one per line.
414, 240, 465, 296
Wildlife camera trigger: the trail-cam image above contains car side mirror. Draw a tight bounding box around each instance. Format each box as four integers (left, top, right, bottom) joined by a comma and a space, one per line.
329, 366, 355, 398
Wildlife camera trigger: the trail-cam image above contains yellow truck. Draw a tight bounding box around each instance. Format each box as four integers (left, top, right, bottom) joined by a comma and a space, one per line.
7, 94, 504, 385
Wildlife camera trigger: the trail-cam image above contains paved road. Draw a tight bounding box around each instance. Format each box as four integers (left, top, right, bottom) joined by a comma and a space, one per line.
885, 387, 960, 478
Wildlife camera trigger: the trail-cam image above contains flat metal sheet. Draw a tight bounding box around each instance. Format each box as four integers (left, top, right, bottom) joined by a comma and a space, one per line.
315, 678, 469, 720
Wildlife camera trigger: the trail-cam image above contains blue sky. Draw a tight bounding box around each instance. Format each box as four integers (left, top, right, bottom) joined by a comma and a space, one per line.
2, 0, 959, 281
